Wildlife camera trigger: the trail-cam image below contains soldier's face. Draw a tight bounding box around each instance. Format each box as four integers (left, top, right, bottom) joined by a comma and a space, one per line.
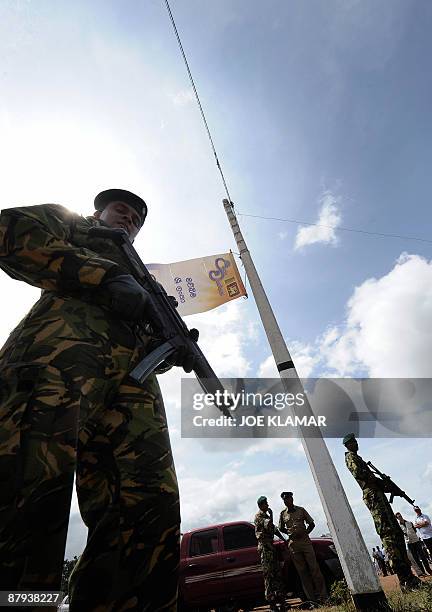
259, 501, 269, 512
95, 201, 142, 241
345, 439, 358, 452
283, 495, 293, 508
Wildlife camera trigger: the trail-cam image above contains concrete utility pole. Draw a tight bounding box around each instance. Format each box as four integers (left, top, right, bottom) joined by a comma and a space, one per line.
223, 199, 390, 611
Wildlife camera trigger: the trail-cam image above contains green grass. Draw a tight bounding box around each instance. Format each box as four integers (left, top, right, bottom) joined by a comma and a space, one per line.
318, 581, 432, 612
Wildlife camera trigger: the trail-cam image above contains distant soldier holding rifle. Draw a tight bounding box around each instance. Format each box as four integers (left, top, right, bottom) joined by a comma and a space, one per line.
343, 434, 421, 589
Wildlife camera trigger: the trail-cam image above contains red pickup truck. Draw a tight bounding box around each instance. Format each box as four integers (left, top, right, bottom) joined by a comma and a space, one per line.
179, 521, 343, 611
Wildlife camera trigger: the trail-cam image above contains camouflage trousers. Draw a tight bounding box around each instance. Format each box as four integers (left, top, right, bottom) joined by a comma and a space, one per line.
0, 340, 180, 611
258, 542, 285, 604
363, 489, 413, 585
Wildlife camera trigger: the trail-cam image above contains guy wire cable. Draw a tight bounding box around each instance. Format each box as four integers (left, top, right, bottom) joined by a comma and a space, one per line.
236, 213, 432, 245
164, 0, 234, 206
164, 2, 430, 247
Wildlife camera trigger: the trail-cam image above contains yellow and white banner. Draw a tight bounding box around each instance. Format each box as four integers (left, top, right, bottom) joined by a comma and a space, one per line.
147, 252, 247, 316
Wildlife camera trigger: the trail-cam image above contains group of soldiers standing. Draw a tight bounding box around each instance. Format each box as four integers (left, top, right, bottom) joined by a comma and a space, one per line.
254, 435, 429, 611
0, 192, 430, 612
343, 434, 425, 590
254, 491, 327, 611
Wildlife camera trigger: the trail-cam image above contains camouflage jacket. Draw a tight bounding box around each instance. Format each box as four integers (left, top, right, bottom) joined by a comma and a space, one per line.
254, 510, 275, 548
345, 451, 383, 494
0, 203, 155, 366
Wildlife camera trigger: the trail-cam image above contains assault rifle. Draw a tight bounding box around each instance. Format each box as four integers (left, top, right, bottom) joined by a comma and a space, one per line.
367, 461, 415, 505
89, 226, 232, 417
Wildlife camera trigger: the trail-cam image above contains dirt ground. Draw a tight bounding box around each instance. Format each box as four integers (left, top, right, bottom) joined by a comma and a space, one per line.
247, 574, 432, 610
380, 573, 432, 593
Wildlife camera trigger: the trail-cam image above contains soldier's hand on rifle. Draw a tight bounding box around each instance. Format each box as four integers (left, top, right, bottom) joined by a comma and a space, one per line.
275, 528, 285, 541
167, 295, 179, 309
102, 274, 164, 327
380, 480, 395, 494
165, 330, 200, 373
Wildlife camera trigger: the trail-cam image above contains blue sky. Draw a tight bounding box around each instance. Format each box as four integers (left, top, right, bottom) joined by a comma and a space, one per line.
1, 0, 432, 563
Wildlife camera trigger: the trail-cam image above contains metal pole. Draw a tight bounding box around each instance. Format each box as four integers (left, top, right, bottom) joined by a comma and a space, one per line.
223, 199, 390, 611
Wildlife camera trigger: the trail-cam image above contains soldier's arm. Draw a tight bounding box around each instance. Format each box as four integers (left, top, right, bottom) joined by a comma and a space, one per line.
345, 453, 381, 488
0, 204, 123, 292
303, 508, 315, 534
254, 515, 263, 540
262, 514, 273, 532
278, 512, 287, 534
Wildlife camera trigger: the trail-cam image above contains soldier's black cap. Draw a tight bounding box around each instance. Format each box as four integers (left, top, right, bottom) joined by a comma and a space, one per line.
280, 491, 293, 500
342, 433, 356, 446
257, 496, 267, 505
94, 189, 148, 225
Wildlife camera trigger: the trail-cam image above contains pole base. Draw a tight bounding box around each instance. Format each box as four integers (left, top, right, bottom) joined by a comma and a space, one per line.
351, 590, 392, 611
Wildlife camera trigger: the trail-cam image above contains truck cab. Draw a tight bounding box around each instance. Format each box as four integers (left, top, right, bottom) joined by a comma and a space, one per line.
179, 521, 342, 611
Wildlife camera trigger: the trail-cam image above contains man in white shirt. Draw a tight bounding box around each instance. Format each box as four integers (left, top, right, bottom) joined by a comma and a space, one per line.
413, 506, 432, 558
395, 512, 431, 576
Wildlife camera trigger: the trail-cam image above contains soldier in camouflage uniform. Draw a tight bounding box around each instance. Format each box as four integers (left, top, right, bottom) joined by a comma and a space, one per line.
0, 190, 193, 611
343, 433, 421, 590
254, 496, 288, 612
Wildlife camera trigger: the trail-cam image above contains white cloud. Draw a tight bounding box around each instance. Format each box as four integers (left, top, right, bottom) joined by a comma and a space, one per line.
423, 463, 432, 482
171, 88, 195, 106
178, 466, 327, 535
244, 438, 303, 457
290, 341, 322, 378
0, 279, 39, 347
257, 355, 277, 378
187, 300, 254, 377
65, 480, 86, 558
257, 253, 432, 380
258, 340, 321, 379
294, 191, 342, 250
321, 253, 432, 377
0, 113, 145, 215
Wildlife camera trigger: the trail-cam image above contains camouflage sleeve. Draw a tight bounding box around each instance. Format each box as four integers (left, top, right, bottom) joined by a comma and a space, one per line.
0, 204, 122, 292
345, 453, 364, 479
345, 453, 383, 490
254, 513, 263, 539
